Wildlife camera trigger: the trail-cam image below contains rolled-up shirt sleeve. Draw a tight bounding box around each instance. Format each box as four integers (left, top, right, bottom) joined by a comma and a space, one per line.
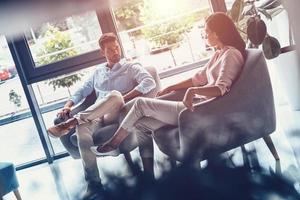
130, 63, 156, 94
69, 74, 94, 105
215, 49, 244, 96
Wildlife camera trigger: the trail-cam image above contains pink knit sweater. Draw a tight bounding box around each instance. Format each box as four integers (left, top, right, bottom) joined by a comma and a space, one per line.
192, 46, 244, 96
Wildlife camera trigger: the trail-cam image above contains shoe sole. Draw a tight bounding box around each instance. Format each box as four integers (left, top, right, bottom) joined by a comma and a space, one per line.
90, 146, 120, 157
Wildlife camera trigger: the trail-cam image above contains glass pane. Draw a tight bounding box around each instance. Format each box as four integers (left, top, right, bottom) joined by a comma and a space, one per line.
0, 36, 46, 165
34, 66, 96, 154
111, 0, 212, 72
225, 0, 235, 10
26, 11, 102, 67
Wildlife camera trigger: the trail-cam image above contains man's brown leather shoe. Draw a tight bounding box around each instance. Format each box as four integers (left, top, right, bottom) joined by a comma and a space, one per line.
47, 118, 77, 138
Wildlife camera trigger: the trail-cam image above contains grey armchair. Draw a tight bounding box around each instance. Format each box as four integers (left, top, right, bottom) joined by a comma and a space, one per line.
153, 49, 280, 164
54, 66, 161, 165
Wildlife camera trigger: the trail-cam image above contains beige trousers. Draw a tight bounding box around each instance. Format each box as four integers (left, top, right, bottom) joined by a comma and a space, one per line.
120, 89, 187, 133
74, 90, 153, 183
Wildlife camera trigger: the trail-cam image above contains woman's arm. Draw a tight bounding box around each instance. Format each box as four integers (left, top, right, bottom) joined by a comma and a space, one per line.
183, 48, 244, 110
193, 85, 222, 97
158, 78, 194, 96
183, 86, 222, 111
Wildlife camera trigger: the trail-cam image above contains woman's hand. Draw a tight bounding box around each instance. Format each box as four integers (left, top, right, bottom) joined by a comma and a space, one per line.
157, 86, 174, 97
183, 87, 197, 111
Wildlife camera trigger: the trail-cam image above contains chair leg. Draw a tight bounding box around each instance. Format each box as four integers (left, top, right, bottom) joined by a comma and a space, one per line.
169, 159, 177, 169
123, 152, 137, 173
13, 189, 22, 200
241, 145, 250, 169
141, 157, 154, 178
263, 135, 280, 161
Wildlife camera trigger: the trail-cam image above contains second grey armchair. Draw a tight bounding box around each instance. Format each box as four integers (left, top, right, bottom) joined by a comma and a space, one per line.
153, 49, 279, 165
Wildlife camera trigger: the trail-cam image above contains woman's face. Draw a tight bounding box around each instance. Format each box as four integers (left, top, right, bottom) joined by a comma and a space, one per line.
202, 24, 219, 47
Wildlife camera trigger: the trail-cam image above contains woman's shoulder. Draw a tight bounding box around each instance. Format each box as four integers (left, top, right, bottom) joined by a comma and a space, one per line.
222, 46, 244, 61
223, 46, 241, 54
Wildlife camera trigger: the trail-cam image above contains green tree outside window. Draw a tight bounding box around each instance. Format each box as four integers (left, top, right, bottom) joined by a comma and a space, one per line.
37, 25, 83, 96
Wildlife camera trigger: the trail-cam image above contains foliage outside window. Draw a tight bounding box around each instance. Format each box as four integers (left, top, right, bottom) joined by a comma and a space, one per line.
37, 25, 83, 96
113, 0, 211, 71
9, 89, 22, 112
26, 11, 101, 67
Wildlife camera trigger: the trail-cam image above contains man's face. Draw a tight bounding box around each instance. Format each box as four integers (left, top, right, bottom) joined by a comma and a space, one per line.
101, 40, 121, 65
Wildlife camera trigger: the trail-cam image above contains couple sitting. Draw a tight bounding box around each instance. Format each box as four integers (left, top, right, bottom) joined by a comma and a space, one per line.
48, 12, 246, 199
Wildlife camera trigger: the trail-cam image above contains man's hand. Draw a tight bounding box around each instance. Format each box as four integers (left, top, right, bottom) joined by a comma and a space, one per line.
157, 87, 173, 97
183, 88, 197, 111
123, 89, 142, 103
57, 107, 71, 119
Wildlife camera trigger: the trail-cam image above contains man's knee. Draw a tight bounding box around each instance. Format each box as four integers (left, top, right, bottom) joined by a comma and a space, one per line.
108, 90, 124, 106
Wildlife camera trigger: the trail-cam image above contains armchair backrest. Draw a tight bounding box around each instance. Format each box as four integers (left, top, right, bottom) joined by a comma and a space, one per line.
141, 66, 162, 97
178, 49, 276, 159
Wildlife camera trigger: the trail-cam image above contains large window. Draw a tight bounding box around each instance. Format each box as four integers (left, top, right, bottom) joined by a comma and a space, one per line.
15, 9, 111, 84
111, 0, 212, 72
2, 1, 217, 168
26, 11, 102, 67
0, 36, 46, 165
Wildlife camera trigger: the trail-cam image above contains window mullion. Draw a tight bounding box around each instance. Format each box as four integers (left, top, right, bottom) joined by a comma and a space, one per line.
7, 38, 55, 164
209, 0, 227, 13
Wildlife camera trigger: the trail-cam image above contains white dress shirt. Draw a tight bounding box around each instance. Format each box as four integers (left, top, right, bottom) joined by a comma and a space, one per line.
70, 59, 156, 105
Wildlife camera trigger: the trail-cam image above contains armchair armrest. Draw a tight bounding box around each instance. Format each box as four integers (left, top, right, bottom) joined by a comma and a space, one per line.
144, 66, 162, 97
70, 90, 97, 117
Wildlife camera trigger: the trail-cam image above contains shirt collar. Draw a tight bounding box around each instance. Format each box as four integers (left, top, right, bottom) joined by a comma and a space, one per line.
106, 58, 126, 72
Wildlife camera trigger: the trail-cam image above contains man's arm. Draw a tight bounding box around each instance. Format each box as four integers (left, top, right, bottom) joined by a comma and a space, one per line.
57, 72, 95, 118
129, 63, 156, 98
123, 89, 142, 102
70, 74, 95, 106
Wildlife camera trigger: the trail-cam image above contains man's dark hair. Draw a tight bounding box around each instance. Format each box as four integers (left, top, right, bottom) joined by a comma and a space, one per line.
98, 32, 118, 50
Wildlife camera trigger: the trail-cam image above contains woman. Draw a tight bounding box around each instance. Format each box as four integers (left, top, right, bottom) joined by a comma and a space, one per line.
91, 12, 246, 155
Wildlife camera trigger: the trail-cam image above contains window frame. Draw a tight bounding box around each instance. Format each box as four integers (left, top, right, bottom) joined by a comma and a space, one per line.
11, 7, 119, 84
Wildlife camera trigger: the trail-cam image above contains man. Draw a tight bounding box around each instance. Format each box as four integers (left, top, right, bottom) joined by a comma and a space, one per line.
47, 33, 156, 200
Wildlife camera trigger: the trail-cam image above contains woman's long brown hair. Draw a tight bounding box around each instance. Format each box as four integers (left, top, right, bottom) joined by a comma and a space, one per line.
206, 12, 246, 58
